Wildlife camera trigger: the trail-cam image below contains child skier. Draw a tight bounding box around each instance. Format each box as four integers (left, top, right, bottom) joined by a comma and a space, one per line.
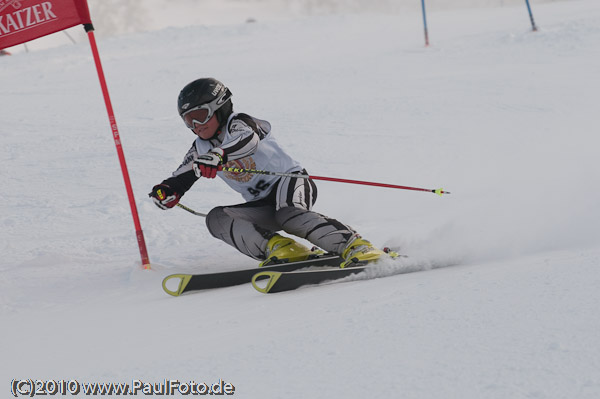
149, 78, 387, 267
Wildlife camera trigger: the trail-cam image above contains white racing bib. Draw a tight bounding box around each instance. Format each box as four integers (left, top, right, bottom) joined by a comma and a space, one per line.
195, 113, 303, 201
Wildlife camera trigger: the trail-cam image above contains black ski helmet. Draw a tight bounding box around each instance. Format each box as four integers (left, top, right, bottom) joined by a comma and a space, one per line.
177, 78, 233, 130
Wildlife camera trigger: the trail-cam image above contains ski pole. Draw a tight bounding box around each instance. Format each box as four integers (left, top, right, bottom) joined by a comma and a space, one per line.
218, 166, 450, 196
176, 203, 207, 217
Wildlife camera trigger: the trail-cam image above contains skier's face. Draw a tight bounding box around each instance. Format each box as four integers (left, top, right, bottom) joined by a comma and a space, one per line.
192, 114, 219, 140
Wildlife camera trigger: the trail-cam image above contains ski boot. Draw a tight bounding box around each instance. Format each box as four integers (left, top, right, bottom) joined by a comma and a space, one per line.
340, 234, 387, 268
260, 234, 315, 267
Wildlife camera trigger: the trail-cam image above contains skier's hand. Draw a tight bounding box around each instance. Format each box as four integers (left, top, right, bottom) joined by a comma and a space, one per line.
193, 149, 225, 179
149, 184, 180, 210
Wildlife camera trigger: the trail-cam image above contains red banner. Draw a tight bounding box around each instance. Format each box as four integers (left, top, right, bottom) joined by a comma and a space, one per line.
0, 0, 91, 48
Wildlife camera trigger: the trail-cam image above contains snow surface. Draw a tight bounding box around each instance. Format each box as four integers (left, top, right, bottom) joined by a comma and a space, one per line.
2, 0, 600, 398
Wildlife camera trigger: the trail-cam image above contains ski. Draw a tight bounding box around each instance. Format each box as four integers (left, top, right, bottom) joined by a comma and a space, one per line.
162, 255, 343, 296
251, 265, 368, 294
251, 250, 407, 294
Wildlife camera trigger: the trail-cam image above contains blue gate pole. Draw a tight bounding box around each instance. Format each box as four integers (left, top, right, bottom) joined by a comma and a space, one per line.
421, 0, 430, 46
525, 0, 538, 31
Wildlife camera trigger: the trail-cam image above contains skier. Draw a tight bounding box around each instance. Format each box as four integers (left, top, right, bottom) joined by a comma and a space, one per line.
149, 78, 388, 268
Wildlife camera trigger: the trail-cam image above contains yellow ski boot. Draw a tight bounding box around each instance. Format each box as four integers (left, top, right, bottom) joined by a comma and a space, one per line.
340, 235, 386, 268
260, 234, 315, 267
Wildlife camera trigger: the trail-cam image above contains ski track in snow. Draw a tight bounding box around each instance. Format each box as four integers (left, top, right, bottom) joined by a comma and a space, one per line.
2, 0, 600, 398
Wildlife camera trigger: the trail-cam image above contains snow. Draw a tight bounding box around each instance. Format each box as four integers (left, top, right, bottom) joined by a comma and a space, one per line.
2, 0, 600, 397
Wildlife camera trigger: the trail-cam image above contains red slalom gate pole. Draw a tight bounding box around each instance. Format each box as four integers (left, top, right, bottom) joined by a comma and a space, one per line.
85, 24, 151, 269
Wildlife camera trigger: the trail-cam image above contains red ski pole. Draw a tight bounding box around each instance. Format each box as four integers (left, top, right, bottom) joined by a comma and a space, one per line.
218, 166, 450, 196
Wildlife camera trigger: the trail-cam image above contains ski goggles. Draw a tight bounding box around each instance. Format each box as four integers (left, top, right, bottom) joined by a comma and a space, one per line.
181, 104, 215, 128
181, 89, 230, 128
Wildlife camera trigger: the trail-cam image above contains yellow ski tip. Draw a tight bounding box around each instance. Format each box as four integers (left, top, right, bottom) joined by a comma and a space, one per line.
251, 271, 282, 293
162, 274, 192, 297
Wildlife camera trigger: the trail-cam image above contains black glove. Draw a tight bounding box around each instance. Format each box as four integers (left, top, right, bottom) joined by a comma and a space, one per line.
193, 149, 225, 179
149, 184, 180, 210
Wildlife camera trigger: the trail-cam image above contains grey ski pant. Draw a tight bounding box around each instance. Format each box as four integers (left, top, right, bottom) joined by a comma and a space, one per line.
205, 171, 355, 260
